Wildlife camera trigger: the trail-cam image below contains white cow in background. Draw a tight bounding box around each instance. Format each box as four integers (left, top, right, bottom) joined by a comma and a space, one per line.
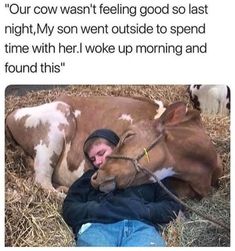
188, 85, 230, 116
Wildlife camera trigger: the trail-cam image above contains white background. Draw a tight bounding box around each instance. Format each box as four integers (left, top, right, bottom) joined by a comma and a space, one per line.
1, 0, 234, 248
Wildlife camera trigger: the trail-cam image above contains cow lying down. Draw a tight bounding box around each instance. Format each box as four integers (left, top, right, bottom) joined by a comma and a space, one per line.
6, 95, 222, 199
91, 101, 223, 199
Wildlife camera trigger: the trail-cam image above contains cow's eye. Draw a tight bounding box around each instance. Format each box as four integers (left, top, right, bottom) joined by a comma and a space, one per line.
122, 132, 135, 143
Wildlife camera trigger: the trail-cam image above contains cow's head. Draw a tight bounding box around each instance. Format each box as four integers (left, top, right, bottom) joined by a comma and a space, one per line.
91, 102, 194, 193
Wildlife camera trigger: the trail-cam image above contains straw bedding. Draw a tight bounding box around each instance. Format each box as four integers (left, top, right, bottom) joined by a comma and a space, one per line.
5, 85, 230, 247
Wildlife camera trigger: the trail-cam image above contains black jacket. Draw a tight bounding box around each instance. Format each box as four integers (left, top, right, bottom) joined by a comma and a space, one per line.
62, 169, 183, 236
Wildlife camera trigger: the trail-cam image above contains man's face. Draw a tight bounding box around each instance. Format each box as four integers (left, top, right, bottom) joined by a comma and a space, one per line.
88, 143, 113, 168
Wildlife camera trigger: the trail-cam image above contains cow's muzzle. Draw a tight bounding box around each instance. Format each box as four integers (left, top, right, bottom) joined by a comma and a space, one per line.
91, 171, 116, 193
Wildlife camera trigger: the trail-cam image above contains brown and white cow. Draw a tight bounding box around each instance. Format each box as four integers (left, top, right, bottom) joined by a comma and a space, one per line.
6, 95, 165, 193
91, 102, 222, 199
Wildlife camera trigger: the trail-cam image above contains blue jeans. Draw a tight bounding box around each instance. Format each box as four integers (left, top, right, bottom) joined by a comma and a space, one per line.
76, 220, 166, 247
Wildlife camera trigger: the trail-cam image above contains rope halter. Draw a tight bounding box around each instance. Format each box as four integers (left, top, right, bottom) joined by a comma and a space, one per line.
106, 133, 164, 173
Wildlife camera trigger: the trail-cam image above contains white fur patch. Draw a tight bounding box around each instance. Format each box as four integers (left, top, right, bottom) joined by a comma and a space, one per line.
34, 140, 56, 189
14, 101, 69, 128
34, 141, 51, 167
149, 167, 176, 182
189, 85, 229, 115
74, 109, 81, 118
118, 114, 133, 124
74, 160, 85, 178
154, 100, 166, 119
154, 100, 164, 107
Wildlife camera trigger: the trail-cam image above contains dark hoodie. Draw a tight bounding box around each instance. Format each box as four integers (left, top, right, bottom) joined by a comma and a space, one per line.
62, 129, 183, 236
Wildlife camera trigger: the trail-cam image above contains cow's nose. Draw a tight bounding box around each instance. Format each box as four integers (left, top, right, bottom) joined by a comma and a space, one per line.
91, 172, 116, 193
100, 178, 116, 193
91, 172, 99, 189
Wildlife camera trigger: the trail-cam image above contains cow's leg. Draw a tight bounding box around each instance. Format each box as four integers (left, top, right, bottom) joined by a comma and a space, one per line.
33, 129, 66, 192
167, 178, 198, 199
34, 149, 58, 191
189, 158, 223, 196
188, 172, 212, 198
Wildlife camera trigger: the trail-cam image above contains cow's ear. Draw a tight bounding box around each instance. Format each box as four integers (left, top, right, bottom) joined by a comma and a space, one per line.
158, 102, 187, 126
